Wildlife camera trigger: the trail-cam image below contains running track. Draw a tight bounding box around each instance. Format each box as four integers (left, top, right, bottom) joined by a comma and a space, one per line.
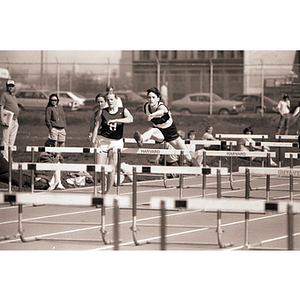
1, 171, 299, 251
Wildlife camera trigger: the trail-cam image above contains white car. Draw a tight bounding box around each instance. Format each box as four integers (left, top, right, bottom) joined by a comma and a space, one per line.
53, 91, 86, 110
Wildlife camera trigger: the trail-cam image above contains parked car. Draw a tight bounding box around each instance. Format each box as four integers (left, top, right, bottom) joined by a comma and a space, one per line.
53, 91, 86, 109
170, 93, 244, 115
15, 90, 81, 110
114, 90, 146, 112
229, 94, 278, 114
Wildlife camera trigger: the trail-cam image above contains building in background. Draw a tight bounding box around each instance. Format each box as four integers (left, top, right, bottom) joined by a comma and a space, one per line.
119, 50, 300, 103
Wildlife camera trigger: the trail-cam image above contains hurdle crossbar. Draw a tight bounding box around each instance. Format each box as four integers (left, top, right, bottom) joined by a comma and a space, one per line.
285, 152, 300, 159
184, 140, 237, 146
275, 135, 299, 140
11, 162, 114, 172
0, 145, 17, 151
125, 165, 228, 176
215, 134, 268, 139
26, 146, 102, 153
197, 150, 276, 158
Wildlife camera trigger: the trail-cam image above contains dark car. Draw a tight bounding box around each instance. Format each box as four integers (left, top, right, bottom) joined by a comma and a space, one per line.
170, 93, 244, 115
229, 94, 278, 114
84, 90, 146, 112
114, 90, 145, 112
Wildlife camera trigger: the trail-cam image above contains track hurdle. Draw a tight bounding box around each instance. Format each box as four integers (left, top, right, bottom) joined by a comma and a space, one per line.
11, 162, 113, 195
121, 140, 188, 189
25, 146, 103, 192
239, 166, 300, 201
1, 146, 17, 193
117, 148, 192, 190
1, 192, 130, 247
128, 166, 230, 247
245, 140, 299, 167
149, 197, 300, 250
197, 149, 276, 190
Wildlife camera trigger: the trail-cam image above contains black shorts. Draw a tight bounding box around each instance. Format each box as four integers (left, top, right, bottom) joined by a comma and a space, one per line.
157, 122, 179, 143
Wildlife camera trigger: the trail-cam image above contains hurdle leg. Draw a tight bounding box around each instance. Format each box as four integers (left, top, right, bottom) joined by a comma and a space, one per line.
160, 200, 166, 250
15, 204, 37, 242
229, 142, 240, 190
131, 167, 147, 246
290, 154, 293, 202
202, 152, 207, 197
162, 142, 174, 189
8, 147, 12, 193
113, 198, 119, 250
216, 169, 233, 248
31, 148, 35, 192
244, 168, 250, 249
287, 204, 294, 250
99, 167, 111, 245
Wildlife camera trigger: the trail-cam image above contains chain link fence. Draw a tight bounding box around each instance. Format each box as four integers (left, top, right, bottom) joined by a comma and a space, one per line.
1, 61, 299, 104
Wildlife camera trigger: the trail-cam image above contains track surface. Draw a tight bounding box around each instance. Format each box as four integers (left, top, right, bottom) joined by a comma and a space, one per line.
1, 171, 299, 251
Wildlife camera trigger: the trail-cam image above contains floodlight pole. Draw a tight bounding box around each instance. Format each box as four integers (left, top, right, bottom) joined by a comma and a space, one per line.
56, 58, 60, 93
107, 58, 111, 86
210, 59, 213, 116
261, 59, 264, 117
156, 57, 160, 90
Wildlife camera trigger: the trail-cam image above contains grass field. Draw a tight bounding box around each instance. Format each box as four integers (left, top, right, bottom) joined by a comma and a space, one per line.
2, 109, 299, 191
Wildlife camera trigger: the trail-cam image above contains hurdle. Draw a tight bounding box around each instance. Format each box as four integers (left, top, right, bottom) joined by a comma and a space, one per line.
1, 192, 130, 247
239, 166, 300, 201
149, 197, 300, 250
117, 148, 193, 191
11, 162, 113, 195
245, 140, 299, 167
1, 146, 17, 193
25, 146, 104, 192
127, 166, 231, 248
197, 149, 276, 190
121, 139, 188, 189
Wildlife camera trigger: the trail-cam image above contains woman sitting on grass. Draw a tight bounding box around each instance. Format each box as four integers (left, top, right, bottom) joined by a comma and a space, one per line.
237, 127, 277, 166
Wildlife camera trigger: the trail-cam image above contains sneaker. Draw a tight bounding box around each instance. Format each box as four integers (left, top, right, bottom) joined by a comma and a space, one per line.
134, 131, 143, 147
56, 184, 65, 190
270, 160, 278, 167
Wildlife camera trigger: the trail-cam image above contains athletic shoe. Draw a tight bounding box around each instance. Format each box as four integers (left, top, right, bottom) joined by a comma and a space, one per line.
134, 131, 143, 147
56, 184, 65, 190
270, 160, 278, 167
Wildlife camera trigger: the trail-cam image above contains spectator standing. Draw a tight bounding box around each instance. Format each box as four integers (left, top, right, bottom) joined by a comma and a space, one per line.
276, 94, 290, 135
0, 80, 20, 160
45, 93, 67, 147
